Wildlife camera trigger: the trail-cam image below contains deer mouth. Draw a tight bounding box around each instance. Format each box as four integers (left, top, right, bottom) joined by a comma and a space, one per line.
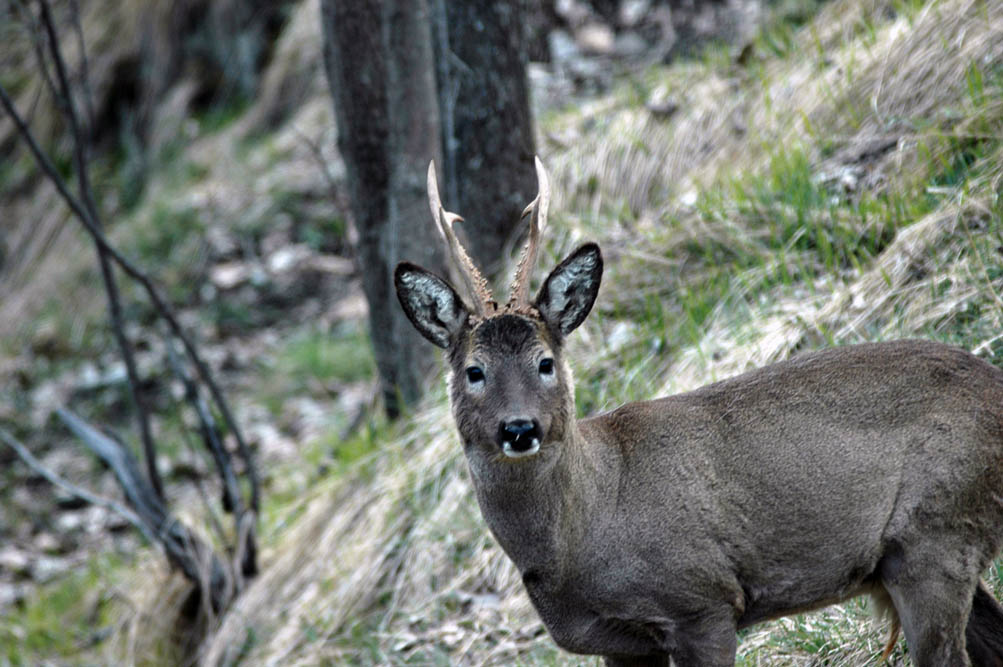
502, 437, 541, 458
498, 418, 543, 459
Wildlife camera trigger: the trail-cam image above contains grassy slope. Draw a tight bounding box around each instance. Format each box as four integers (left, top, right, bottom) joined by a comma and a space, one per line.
6, 0, 1003, 663
193, 0, 1003, 664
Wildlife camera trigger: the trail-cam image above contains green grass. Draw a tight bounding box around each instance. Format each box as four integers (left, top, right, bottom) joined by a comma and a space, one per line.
271, 325, 374, 390
0, 552, 127, 664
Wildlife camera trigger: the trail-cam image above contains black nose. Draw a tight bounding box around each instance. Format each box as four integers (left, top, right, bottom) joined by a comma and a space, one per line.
498, 418, 542, 452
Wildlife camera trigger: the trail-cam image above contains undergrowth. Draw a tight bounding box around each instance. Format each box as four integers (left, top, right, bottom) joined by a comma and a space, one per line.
6, 0, 1003, 664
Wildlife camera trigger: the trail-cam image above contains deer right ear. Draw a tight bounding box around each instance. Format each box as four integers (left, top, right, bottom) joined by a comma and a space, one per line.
535, 243, 603, 337
395, 263, 469, 349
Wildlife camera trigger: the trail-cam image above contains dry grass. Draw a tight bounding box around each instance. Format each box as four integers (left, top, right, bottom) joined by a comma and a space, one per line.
15, 0, 994, 661
50, 0, 1003, 663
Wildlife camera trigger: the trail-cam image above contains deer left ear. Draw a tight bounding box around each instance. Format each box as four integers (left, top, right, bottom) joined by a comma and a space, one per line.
395, 262, 469, 348
535, 243, 603, 337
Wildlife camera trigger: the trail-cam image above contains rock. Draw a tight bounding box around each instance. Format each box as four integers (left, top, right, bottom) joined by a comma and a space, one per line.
56, 511, 89, 534
0, 583, 26, 611
646, 85, 680, 119
29, 321, 72, 359
205, 224, 239, 259
266, 244, 313, 275
548, 29, 581, 65
646, 98, 679, 119
210, 261, 253, 290
614, 31, 649, 59
32, 555, 70, 583
619, 0, 651, 27
246, 421, 297, 462
33, 531, 64, 554
0, 547, 30, 576
555, 0, 593, 26
576, 22, 616, 55
168, 451, 208, 481
75, 361, 128, 392
260, 222, 294, 258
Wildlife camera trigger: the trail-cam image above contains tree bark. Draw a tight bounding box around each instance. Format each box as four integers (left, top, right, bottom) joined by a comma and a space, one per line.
321, 0, 446, 418
431, 0, 538, 278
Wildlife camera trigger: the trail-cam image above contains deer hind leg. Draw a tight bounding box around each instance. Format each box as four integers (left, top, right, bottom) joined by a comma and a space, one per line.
878, 541, 979, 667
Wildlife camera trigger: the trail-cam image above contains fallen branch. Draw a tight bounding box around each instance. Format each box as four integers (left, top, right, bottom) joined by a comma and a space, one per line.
57, 408, 232, 612
0, 425, 157, 548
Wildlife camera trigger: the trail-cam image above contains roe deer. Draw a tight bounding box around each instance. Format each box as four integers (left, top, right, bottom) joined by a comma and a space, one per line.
394, 157, 1003, 666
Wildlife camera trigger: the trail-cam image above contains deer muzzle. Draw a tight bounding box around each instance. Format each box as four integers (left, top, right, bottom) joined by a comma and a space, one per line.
498, 418, 542, 458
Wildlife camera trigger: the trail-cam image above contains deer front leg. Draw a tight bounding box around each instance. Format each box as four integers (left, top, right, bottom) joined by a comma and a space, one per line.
601, 619, 737, 666
603, 654, 670, 666
666, 609, 739, 667
601, 608, 737, 667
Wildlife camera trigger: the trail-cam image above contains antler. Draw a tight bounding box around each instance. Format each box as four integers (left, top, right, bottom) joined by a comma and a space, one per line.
427, 162, 493, 317
507, 156, 550, 310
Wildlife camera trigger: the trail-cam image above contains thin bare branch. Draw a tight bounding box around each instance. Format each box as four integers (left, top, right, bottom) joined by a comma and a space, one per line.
0, 425, 158, 547
0, 80, 259, 513
12, 0, 60, 106
57, 408, 233, 612
165, 337, 245, 518
67, 0, 95, 133
34, 0, 164, 503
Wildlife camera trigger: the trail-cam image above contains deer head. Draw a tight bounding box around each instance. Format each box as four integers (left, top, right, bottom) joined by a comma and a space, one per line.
394, 158, 602, 462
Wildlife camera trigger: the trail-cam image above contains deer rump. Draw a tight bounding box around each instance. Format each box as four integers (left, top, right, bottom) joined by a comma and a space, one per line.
395, 157, 1003, 667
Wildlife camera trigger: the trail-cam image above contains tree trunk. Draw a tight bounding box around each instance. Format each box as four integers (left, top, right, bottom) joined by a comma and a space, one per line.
321, 0, 445, 418
431, 0, 537, 278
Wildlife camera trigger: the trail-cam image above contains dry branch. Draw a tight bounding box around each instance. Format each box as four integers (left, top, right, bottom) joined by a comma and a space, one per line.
35, 0, 163, 504
57, 409, 232, 612
0, 425, 157, 547
0, 0, 260, 616
0, 11, 258, 515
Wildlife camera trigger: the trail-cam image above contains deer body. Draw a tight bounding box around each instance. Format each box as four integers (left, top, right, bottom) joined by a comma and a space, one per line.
396, 158, 1003, 666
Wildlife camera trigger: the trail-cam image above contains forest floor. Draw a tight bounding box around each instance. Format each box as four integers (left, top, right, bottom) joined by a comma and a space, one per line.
2, 0, 1003, 664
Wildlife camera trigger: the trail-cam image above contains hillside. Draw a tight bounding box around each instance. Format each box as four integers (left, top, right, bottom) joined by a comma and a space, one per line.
2, 0, 1003, 664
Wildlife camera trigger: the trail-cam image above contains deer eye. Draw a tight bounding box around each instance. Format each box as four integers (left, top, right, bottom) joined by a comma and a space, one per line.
465, 366, 485, 384
538, 358, 555, 375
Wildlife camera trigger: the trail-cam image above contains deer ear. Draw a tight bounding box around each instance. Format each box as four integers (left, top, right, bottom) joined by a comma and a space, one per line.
535, 243, 603, 337
395, 262, 469, 348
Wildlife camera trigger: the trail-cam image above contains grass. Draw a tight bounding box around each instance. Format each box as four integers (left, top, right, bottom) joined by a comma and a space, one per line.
6, 0, 1003, 664
0, 552, 128, 665
255, 323, 375, 420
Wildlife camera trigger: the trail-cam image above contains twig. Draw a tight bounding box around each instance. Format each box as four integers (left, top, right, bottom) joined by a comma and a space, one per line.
57, 408, 232, 612
164, 337, 244, 518
67, 0, 95, 133
35, 0, 164, 503
0, 425, 158, 548
291, 125, 341, 201
0, 79, 259, 513
12, 0, 60, 106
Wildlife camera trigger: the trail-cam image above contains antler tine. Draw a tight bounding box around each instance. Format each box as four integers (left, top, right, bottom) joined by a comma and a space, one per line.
427, 161, 492, 316
507, 156, 550, 309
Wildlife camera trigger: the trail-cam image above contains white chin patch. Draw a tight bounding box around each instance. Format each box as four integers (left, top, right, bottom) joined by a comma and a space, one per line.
502, 439, 541, 459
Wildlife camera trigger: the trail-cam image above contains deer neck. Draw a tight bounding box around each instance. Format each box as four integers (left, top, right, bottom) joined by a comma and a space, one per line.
469, 419, 612, 582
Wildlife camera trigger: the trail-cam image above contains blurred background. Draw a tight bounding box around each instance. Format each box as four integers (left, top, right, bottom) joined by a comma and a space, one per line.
1, 0, 1001, 664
